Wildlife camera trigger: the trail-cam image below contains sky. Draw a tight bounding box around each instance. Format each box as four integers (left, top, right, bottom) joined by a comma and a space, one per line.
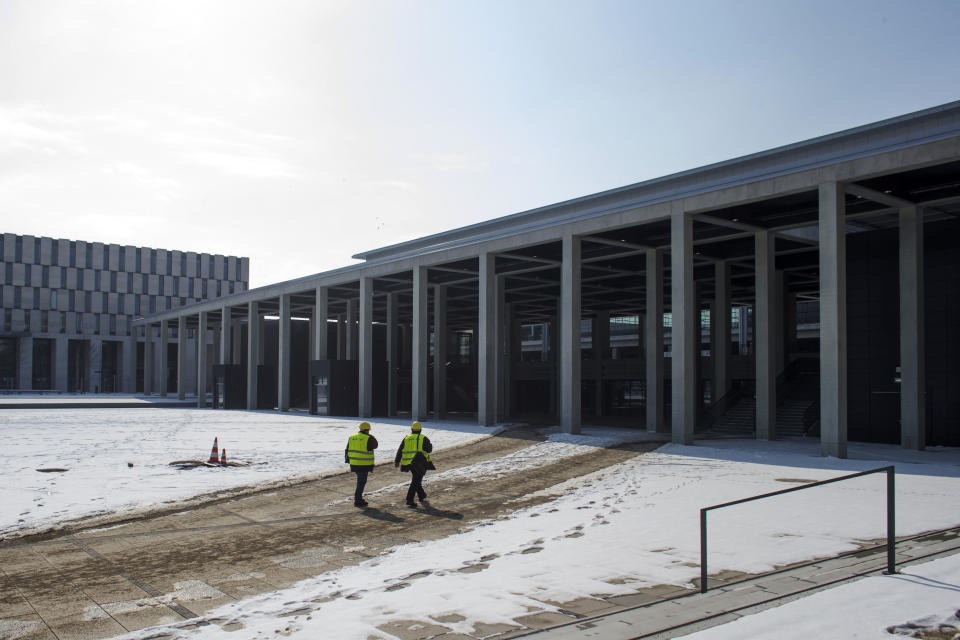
1, 1, 959, 289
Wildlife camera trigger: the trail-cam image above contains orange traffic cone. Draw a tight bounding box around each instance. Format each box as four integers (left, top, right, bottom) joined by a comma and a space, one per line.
220, 449, 227, 466
207, 437, 220, 464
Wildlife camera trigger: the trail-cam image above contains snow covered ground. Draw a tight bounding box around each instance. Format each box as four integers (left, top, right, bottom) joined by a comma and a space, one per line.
3, 407, 960, 640
1, 407, 495, 539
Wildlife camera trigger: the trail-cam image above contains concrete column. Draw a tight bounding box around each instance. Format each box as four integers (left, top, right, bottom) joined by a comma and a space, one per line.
359, 277, 373, 418
346, 298, 358, 360
197, 311, 208, 407
315, 287, 328, 360
212, 329, 220, 372
755, 230, 777, 440
560, 234, 582, 434
278, 294, 291, 412
142, 326, 153, 395
160, 319, 169, 396
231, 320, 242, 367
713, 261, 730, 402
785, 292, 797, 357
550, 305, 560, 416
819, 182, 848, 458
775, 270, 786, 375
695, 281, 704, 411
646, 249, 665, 432
386, 292, 398, 416
220, 307, 230, 365
308, 309, 315, 366
412, 266, 429, 421
256, 314, 265, 366
176, 317, 187, 399
247, 302, 260, 410
55, 335, 68, 392
434, 285, 448, 419
336, 314, 346, 360
122, 335, 136, 393
89, 338, 102, 393
737, 306, 749, 354
670, 210, 696, 444
502, 300, 515, 420
478, 254, 498, 426
19, 336, 33, 390
594, 311, 610, 417
899, 205, 925, 450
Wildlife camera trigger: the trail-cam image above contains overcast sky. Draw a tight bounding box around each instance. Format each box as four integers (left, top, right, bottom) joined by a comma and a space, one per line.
2, 0, 958, 288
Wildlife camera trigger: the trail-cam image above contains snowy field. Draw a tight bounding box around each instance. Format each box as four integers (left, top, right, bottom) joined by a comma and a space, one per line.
3, 408, 960, 640
105, 435, 960, 640
0, 407, 495, 539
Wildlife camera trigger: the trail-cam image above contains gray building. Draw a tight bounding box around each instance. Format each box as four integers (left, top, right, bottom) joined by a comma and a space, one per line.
135, 101, 960, 457
0, 235, 248, 394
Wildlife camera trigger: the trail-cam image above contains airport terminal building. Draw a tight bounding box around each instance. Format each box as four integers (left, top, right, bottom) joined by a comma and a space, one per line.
55, 102, 960, 457
0, 236, 248, 394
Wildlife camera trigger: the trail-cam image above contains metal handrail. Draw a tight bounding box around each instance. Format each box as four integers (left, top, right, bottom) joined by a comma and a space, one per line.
699, 465, 895, 593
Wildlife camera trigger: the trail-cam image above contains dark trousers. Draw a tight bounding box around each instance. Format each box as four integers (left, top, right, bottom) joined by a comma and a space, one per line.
354, 470, 368, 503
406, 468, 426, 503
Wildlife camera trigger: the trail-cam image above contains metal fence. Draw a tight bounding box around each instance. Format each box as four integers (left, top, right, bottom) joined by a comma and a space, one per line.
699, 466, 895, 593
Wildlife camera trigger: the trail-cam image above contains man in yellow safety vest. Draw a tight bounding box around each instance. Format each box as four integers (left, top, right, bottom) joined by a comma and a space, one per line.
345, 421, 378, 507
394, 421, 435, 508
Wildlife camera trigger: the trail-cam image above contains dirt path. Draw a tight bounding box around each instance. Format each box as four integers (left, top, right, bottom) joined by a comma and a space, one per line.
0, 428, 663, 639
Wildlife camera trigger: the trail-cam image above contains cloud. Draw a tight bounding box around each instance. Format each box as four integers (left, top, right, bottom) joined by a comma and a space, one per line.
0, 106, 88, 156
372, 179, 418, 193
417, 152, 488, 173
102, 162, 182, 202
188, 150, 300, 179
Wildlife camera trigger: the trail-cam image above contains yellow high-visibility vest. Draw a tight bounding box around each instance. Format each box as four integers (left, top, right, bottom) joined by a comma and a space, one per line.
347, 432, 374, 467
400, 433, 432, 466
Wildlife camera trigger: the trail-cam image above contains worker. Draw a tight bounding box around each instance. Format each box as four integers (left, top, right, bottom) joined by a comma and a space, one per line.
394, 421, 435, 508
345, 421, 378, 507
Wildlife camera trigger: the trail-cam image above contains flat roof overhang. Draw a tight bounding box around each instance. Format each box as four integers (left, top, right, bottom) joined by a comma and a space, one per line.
133, 100, 960, 327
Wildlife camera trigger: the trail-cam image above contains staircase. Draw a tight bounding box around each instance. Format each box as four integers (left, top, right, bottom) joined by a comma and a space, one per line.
703, 364, 819, 439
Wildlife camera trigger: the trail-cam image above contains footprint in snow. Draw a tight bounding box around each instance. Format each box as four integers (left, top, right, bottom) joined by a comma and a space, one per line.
521, 546, 543, 554
404, 571, 431, 580
458, 563, 488, 574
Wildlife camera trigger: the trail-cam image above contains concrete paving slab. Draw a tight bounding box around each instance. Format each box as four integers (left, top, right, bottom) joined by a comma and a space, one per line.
0, 614, 58, 639
205, 570, 276, 599
750, 573, 820, 595
542, 596, 618, 617
46, 610, 128, 640
100, 603, 183, 634
376, 618, 452, 640
79, 575, 154, 604
514, 610, 578, 630
470, 621, 525, 638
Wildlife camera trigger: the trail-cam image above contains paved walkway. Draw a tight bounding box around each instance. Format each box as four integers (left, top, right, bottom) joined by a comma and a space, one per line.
506, 527, 960, 640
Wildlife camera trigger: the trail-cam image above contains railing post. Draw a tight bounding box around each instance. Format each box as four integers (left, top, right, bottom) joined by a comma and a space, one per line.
700, 508, 708, 593
885, 466, 896, 574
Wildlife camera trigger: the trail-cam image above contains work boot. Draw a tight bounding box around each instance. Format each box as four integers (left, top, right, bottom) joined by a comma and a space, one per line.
354, 499, 368, 507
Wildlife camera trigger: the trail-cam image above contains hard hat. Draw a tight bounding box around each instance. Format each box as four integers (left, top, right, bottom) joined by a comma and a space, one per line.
359, 421, 371, 431
411, 421, 422, 432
